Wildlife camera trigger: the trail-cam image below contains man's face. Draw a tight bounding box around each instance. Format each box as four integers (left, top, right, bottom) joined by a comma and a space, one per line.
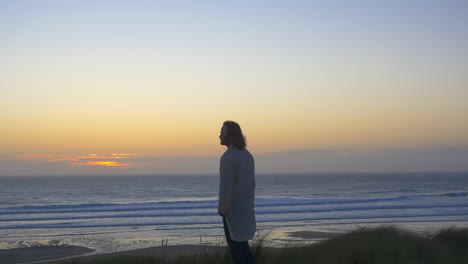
219, 125, 230, 146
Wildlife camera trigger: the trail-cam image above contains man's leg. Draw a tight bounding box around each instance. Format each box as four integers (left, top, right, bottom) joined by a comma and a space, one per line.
222, 217, 255, 264
223, 216, 241, 264
240, 241, 254, 264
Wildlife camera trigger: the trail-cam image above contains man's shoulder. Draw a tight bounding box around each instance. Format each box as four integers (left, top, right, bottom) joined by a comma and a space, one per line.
221, 148, 244, 160
221, 149, 235, 160
222, 148, 252, 160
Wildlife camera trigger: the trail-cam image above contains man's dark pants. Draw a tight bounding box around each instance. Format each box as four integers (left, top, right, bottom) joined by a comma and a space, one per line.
223, 217, 255, 264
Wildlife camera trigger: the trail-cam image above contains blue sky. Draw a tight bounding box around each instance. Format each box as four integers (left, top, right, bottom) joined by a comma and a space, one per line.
1, 0, 467, 175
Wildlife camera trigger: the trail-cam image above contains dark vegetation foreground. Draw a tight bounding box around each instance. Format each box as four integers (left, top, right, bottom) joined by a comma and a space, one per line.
58, 226, 468, 264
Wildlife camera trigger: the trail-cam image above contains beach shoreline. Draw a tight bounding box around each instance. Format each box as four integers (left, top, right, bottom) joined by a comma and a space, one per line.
3, 225, 468, 263
0, 230, 339, 264
0, 245, 95, 264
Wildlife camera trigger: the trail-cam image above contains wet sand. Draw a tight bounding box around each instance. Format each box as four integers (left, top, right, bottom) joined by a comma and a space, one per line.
0, 245, 95, 264
44, 245, 226, 263
286, 230, 340, 240
0, 230, 337, 263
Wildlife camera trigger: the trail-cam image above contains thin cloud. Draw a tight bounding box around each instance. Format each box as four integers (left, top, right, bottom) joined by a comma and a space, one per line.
48, 158, 79, 162
68, 161, 135, 168
15, 154, 59, 158
12, 153, 140, 168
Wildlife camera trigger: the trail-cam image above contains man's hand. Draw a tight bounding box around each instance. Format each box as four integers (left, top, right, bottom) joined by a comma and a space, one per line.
218, 211, 225, 217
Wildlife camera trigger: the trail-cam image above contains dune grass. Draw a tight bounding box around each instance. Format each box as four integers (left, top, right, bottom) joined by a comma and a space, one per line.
58, 225, 468, 264
272, 226, 468, 264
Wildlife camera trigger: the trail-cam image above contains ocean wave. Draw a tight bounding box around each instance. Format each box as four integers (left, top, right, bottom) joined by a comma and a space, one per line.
435, 191, 468, 197
2, 209, 468, 230
3, 194, 461, 215
1, 203, 468, 222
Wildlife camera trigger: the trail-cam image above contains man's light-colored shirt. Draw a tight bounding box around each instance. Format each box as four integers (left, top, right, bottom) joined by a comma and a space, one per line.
218, 146, 256, 241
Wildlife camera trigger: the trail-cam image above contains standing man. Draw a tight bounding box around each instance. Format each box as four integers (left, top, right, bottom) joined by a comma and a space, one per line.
218, 121, 256, 264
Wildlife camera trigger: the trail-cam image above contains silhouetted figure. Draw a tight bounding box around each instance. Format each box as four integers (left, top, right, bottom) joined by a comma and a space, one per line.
218, 121, 256, 264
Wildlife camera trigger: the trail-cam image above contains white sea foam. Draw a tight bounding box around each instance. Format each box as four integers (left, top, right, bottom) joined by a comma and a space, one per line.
0, 194, 467, 230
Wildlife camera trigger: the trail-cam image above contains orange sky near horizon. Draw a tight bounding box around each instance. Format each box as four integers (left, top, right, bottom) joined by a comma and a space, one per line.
3, 87, 467, 158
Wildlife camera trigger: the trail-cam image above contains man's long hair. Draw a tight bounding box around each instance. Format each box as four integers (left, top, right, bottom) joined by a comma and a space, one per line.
224, 121, 247, 150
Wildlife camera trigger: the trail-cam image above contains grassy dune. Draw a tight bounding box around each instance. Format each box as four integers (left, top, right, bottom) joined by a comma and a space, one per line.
59, 226, 468, 264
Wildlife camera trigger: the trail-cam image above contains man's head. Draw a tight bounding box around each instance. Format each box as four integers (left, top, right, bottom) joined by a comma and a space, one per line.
219, 121, 247, 150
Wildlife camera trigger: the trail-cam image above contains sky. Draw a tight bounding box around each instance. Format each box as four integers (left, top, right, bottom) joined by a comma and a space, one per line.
1, 0, 467, 175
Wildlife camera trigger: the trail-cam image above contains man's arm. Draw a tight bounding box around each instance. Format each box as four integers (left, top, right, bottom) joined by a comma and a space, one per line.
218, 155, 235, 216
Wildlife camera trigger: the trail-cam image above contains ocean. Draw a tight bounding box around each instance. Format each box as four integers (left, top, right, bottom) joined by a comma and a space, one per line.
1, 173, 468, 253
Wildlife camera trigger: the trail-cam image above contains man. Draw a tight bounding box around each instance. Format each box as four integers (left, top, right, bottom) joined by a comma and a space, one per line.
218, 120, 256, 264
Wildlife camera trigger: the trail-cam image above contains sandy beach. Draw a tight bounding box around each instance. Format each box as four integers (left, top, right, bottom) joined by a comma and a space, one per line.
0, 230, 338, 264
56, 245, 222, 263
286, 230, 339, 240
0, 245, 94, 264
2, 227, 467, 264
0, 243, 240, 264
